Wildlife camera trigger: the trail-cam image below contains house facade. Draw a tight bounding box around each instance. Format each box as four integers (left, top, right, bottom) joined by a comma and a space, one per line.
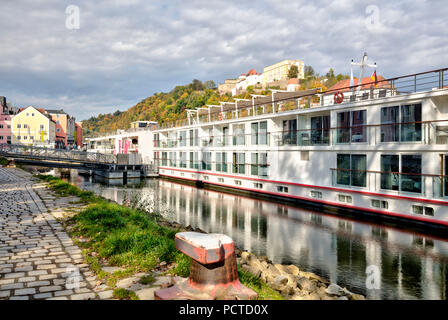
0, 97, 18, 144
11, 106, 56, 146
47, 109, 76, 148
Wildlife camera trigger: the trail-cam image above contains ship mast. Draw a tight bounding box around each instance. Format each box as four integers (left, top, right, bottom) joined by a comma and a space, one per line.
351, 52, 377, 95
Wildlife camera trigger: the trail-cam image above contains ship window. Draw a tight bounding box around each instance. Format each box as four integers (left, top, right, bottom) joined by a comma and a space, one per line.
381, 104, 422, 143
338, 194, 352, 203
232, 153, 245, 174
424, 207, 434, 216
381, 154, 422, 194
282, 119, 297, 145
218, 178, 224, 183
336, 154, 366, 187
234, 180, 242, 185
201, 152, 211, 171
253, 183, 263, 189
337, 110, 366, 143
371, 199, 388, 209
310, 191, 322, 199
277, 186, 289, 193
412, 205, 423, 215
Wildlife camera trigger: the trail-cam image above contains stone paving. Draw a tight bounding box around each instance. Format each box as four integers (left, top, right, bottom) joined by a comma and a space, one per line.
0, 168, 113, 300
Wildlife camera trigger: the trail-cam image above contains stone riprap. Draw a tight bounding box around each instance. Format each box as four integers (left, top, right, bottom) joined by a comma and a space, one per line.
0, 168, 113, 300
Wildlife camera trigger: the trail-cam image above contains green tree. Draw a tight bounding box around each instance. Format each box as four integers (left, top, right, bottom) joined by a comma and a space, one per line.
305, 65, 315, 77
288, 65, 299, 79
203, 80, 216, 90
191, 79, 203, 91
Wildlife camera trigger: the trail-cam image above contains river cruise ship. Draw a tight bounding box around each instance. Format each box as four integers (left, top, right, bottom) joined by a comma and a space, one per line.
146, 67, 448, 229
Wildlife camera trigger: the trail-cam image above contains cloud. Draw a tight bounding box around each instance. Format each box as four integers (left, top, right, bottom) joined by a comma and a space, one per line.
0, 0, 447, 120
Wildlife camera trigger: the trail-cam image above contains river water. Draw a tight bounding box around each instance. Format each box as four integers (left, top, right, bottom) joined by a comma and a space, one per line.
67, 173, 448, 300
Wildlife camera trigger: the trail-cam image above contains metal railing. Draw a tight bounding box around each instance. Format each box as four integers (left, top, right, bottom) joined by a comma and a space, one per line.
157, 133, 271, 148
154, 119, 448, 148
158, 160, 269, 177
0, 143, 116, 164
330, 168, 448, 198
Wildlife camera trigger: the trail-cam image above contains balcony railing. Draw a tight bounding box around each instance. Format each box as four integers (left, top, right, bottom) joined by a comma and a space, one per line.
158, 160, 269, 177
153, 119, 448, 149
331, 168, 448, 198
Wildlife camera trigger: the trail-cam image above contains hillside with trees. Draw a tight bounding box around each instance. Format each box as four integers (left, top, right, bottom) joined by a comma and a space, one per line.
82, 67, 349, 137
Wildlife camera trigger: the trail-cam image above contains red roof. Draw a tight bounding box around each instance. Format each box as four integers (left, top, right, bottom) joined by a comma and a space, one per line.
246, 69, 258, 76
288, 78, 299, 85
328, 75, 389, 93
18, 107, 47, 115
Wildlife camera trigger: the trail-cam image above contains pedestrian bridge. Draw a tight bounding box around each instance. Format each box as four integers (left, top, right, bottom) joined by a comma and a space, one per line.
0, 143, 116, 169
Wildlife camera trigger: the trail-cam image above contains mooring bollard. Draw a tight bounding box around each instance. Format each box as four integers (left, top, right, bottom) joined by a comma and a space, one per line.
154, 232, 257, 300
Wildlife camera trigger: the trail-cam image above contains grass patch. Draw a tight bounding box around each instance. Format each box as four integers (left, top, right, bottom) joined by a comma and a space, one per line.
113, 288, 139, 300
35, 174, 97, 202
139, 274, 156, 285
0, 157, 8, 166
238, 268, 284, 300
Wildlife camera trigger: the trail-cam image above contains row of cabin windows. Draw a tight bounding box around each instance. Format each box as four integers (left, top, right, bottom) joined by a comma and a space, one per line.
159, 151, 268, 176
158, 121, 269, 147
336, 153, 423, 194
281, 103, 422, 144
0, 125, 11, 129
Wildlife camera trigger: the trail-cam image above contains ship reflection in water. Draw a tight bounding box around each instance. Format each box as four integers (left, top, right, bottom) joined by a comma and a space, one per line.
72, 175, 448, 300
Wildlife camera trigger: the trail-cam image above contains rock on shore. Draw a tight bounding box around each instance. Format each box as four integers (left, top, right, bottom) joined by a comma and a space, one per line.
238, 251, 365, 300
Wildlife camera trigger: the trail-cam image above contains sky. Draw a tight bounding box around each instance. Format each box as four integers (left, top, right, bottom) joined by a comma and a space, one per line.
0, 0, 447, 121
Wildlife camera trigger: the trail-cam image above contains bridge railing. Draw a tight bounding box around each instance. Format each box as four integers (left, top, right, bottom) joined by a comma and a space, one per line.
0, 144, 116, 164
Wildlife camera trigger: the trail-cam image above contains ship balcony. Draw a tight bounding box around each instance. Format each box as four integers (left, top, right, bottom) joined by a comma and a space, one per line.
158, 160, 269, 178
154, 120, 448, 149
273, 120, 448, 147
331, 168, 448, 200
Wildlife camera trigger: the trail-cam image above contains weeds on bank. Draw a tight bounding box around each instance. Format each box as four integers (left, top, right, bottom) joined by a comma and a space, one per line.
0, 157, 8, 166
113, 288, 139, 300
238, 268, 284, 300
35, 174, 97, 202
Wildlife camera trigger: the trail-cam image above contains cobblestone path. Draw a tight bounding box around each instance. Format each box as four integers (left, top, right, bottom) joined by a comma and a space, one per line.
0, 168, 113, 300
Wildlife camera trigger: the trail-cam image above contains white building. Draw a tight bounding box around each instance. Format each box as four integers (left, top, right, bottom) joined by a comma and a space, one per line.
232, 69, 263, 96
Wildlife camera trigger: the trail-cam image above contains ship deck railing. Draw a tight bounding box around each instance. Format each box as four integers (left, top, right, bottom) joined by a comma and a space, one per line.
330, 168, 448, 200
158, 160, 269, 178
153, 119, 448, 148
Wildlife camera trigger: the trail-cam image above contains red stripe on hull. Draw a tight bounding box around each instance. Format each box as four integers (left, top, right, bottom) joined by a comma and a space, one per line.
158, 166, 448, 206
159, 172, 448, 227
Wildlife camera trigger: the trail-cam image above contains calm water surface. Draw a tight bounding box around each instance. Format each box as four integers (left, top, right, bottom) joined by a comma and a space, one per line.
67, 173, 448, 300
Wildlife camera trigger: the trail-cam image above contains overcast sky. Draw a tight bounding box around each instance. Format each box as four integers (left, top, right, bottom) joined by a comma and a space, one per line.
0, 0, 447, 120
